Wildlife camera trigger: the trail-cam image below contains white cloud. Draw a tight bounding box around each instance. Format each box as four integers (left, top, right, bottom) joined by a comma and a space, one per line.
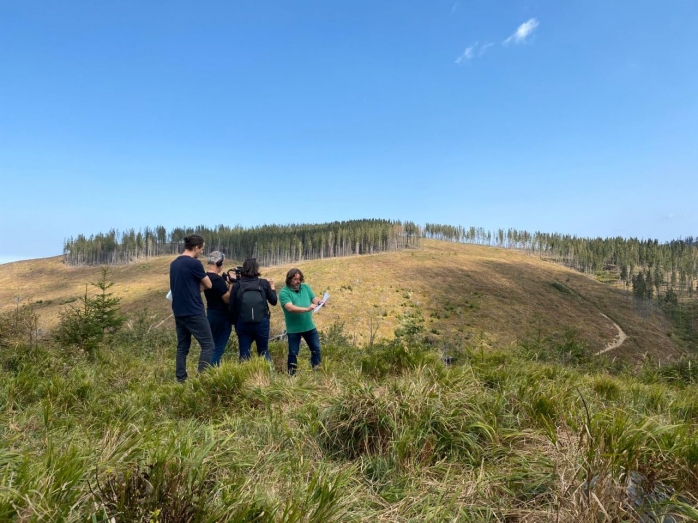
451, 2, 459, 15
455, 42, 478, 64
479, 42, 494, 56
503, 18, 539, 45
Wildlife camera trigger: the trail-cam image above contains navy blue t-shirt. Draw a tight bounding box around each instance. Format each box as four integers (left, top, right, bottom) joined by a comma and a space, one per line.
169, 255, 207, 316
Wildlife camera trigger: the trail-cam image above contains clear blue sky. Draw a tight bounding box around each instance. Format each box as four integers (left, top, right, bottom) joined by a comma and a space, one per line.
2, 0, 697, 264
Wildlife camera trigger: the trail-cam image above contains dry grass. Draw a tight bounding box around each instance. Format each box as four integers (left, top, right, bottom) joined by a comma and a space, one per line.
0, 239, 680, 361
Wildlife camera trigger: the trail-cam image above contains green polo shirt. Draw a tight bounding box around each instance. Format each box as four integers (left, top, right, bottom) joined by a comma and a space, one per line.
279, 283, 316, 333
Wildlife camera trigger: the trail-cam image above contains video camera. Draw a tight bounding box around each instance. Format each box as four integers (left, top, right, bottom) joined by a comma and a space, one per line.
224, 266, 243, 284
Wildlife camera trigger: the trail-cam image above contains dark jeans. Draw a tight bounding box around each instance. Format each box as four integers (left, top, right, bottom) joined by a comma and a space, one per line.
175, 314, 214, 382
236, 317, 272, 361
287, 328, 321, 375
207, 309, 233, 366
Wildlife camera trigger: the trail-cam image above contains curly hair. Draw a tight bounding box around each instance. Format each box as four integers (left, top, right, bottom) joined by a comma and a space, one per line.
285, 268, 304, 287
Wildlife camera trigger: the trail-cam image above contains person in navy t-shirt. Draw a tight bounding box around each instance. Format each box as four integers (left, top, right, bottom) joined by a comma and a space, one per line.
169, 234, 215, 382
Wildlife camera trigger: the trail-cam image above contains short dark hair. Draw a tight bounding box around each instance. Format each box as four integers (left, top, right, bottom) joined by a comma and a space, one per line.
241, 258, 261, 278
184, 234, 205, 251
285, 268, 304, 287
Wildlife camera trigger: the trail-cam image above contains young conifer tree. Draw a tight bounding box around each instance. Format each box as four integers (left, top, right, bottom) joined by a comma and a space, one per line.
90, 267, 126, 335
54, 267, 125, 354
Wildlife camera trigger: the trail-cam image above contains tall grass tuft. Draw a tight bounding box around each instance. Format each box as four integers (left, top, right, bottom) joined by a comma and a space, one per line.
360, 341, 441, 379
318, 382, 397, 459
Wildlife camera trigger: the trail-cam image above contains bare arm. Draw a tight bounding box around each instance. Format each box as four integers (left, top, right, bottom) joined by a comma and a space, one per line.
200, 275, 212, 290
284, 302, 316, 313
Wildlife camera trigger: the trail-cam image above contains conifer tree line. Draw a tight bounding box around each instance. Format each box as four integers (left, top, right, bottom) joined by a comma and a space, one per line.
423, 223, 698, 300
63, 219, 697, 300
63, 220, 421, 268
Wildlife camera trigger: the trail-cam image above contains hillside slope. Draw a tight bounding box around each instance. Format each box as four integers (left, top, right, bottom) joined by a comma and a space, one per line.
0, 239, 680, 360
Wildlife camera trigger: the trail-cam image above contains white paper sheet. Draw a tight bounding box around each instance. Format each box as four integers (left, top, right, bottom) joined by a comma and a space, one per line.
312, 292, 330, 314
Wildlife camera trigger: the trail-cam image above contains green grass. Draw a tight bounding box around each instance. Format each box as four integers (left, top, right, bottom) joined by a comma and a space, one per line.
2, 316, 698, 521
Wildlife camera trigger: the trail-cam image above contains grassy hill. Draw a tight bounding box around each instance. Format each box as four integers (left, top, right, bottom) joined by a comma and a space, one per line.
0, 239, 681, 361
2, 239, 698, 521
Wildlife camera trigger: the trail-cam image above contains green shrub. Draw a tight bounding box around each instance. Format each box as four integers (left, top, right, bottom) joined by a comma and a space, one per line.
53, 268, 125, 355
394, 309, 425, 345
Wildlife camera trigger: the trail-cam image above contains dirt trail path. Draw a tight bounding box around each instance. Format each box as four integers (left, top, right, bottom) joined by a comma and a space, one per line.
551, 279, 629, 356
595, 313, 627, 355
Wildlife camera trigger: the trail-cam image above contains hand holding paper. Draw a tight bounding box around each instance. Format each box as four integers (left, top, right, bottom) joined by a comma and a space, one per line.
312, 292, 330, 314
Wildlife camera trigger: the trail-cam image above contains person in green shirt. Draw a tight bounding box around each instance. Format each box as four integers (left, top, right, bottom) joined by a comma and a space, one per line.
279, 268, 325, 374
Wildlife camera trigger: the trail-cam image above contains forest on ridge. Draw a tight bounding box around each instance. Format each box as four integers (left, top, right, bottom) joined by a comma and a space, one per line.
63, 219, 421, 269
63, 219, 698, 304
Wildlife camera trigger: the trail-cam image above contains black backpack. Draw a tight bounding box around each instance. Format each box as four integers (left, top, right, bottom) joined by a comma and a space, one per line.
236, 280, 268, 323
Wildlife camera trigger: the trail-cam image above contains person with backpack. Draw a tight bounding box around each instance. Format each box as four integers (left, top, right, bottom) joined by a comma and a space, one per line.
279, 268, 325, 375
228, 258, 277, 361
203, 251, 234, 366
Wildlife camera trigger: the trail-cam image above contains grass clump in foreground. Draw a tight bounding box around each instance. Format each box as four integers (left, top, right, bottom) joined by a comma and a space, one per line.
1, 315, 698, 521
